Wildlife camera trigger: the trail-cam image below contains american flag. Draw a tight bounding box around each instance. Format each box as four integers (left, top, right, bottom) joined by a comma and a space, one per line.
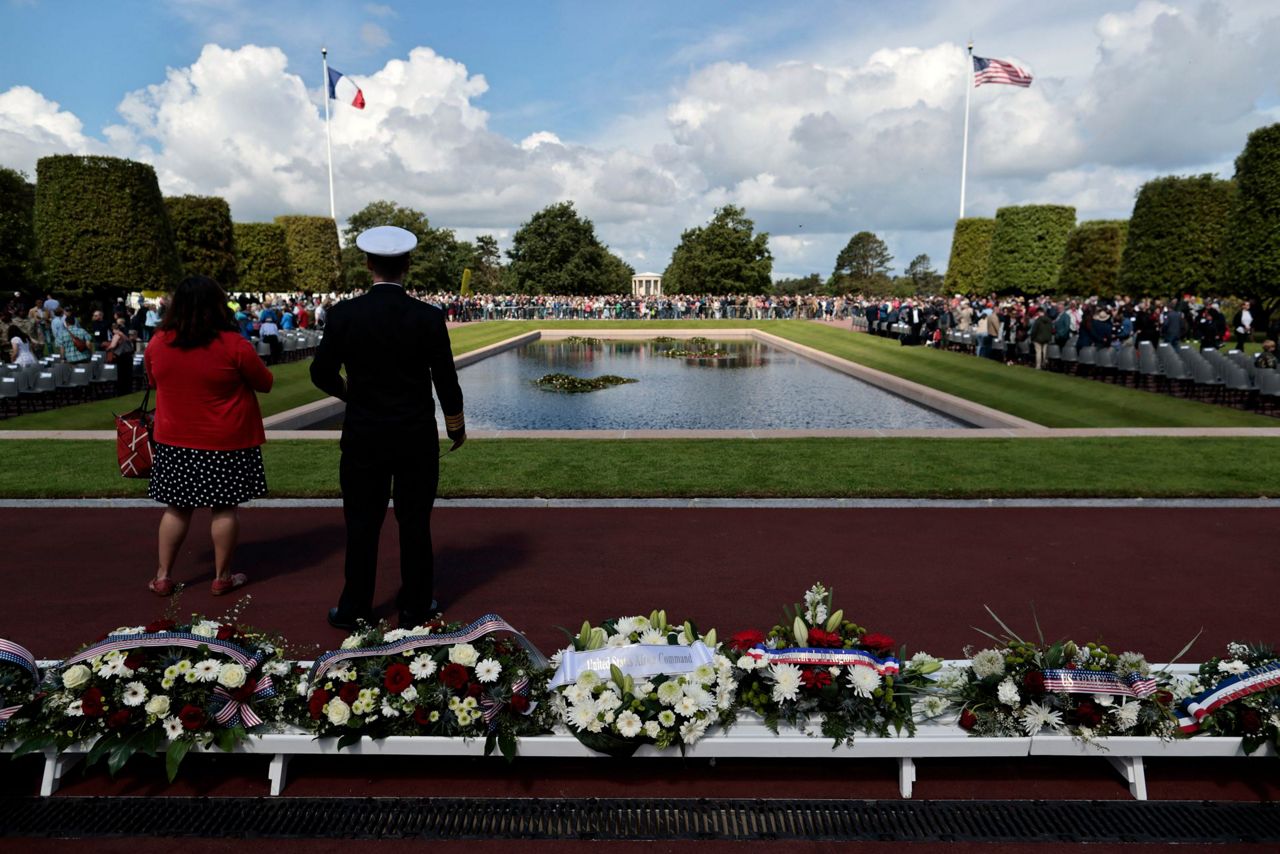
973, 55, 1032, 87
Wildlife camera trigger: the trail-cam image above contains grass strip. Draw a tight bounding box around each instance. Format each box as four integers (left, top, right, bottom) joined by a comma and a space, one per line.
4, 437, 1278, 499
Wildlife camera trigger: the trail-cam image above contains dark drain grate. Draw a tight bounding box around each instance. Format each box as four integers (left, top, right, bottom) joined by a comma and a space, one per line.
1, 797, 1278, 843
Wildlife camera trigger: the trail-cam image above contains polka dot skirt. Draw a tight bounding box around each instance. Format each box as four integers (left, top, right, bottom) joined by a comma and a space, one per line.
147, 443, 268, 508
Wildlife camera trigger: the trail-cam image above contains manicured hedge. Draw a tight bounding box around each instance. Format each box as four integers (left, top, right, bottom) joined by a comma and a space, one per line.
275, 215, 340, 293
943, 218, 995, 294
986, 205, 1076, 294
34, 155, 181, 299
0, 167, 37, 295
1223, 123, 1280, 301
165, 195, 237, 287
234, 222, 292, 294
1056, 220, 1128, 296
1118, 174, 1234, 299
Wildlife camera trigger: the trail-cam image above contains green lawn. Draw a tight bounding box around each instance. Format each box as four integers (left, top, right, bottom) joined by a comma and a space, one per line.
2, 437, 1277, 499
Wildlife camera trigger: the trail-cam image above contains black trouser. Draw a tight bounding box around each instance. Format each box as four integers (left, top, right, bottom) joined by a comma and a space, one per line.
114, 358, 133, 396
264, 334, 282, 364
337, 433, 440, 619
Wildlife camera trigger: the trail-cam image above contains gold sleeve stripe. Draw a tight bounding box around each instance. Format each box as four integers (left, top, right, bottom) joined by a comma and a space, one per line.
444, 411, 466, 430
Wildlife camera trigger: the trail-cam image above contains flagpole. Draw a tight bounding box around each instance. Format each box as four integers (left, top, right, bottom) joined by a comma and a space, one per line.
321, 47, 336, 222
959, 40, 973, 219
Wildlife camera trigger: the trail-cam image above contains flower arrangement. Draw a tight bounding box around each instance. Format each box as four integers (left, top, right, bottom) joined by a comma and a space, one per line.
724, 583, 938, 744
12, 611, 289, 780
940, 610, 1179, 740
0, 639, 40, 736
1176, 642, 1280, 754
300, 614, 551, 760
549, 611, 733, 757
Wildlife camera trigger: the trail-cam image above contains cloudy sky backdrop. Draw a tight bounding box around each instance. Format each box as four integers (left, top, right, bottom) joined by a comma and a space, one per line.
2, 0, 1278, 280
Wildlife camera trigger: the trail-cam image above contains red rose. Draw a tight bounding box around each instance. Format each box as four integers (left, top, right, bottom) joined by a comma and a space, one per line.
1153, 689, 1174, 706
231, 678, 259, 703
384, 663, 413, 695
806, 628, 842, 648
440, 663, 468, 689
466, 682, 484, 699
338, 682, 360, 705
1065, 662, 1078, 670
1074, 701, 1103, 728
1239, 709, 1263, 734
800, 668, 832, 690
413, 706, 433, 726
145, 619, 175, 634
509, 694, 531, 714
179, 704, 207, 731
216, 625, 236, 641
308, 689, 330, 720
958, 708, 978, 730
124, 652, 146, 672
106, 709, 132, 730
730, 630, 766, 651
1023, 671, 1046, 695
860, 633, 896, 653
80, 687, 105, 718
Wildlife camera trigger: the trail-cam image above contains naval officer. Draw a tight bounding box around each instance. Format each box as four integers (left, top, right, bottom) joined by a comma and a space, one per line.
310, 225, 466, 630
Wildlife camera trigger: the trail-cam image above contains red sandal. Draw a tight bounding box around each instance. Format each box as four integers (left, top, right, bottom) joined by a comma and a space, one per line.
149, 577, 175, 597
211, 572, 248, 596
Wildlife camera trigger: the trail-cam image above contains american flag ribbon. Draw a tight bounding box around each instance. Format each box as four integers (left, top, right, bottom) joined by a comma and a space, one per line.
480, 676, 531, 732
0, 638, 39, 682
63, 632, 263, 670
210, 677, 277, 729
1040, 669, 1158, 698
309, 614, 547, 684
1176, 660, 1280, 734
749, 645, 899, 675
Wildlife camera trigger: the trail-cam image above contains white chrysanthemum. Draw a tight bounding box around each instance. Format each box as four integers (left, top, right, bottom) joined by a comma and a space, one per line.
175, 660, 193, 674
1218, 659, 1248, 675
462, 696, 478, 711
606, 633, 631, 648
381, 698, 401, 717
634, 680, 655, 697
162, 717, 184, 739
161, 677, 176, 690
191, 621, 220, 638
644, 720, 661, 739
382, 629, 410, 643
680, 716, 712, 744
1227, 642, 1250, 659
1019, 702, 1064, 736
340, 634, 365, 650
145, 695, 170, 717
448, 644, 479, 667
358, 688, 378, 705
61, 665, 91, 691
846, 666, 882, 699
639, 628, 667, 645
614, 616, 648, 637
192, 659, 221, 682
656, 681, 684, 706
570, 700, 600, 732
475, 659, 502, 683
1092, 693, 1114, 708
682, 684, 713, 710
350, 698, 371, 716
737, 654, 762, 671
615, 710, 643, 738
295, 680, 309, 697
918, 695, 949, 719
997, 679, 1020, 707
563, 683, 592, 706
122, 681, 148, 707
577, 670, 601, 688
217, 663, 247, 689
691, 663, 716, 685
262, 660, 289, 677
1115, 652, 1149, 677
1112, 701, 1140, 732
326, 699, 351, 725
911, 651, 941, 668
595, 690, 622, 713
771, 663, 803, 703
971, 649, 1006, 679
65, 700, 83, 717
115, 625, 146, 635
400, 685, 418, 703
675, 695, 701, 718
716, 684, 735, 711
408, 654, 436, 679
658, 709, 677, 728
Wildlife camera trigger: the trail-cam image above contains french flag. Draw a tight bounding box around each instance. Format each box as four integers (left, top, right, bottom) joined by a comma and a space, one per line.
327, 66, 365, 109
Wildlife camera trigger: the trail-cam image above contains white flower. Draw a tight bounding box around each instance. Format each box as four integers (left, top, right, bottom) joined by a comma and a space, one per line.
381, 698, 401, 717
190, 621, 220, 638
634, 680, 655, 697
595, 690, 622, 713
65, 700, 83, 717
1112, 701, 1140, 732
122, 682, 148, 707
261, 660, 289, 677
639, 628, 667, 645
563, 683, 592, 706
340, 634, 365, 650
145, 695, 170, 717
570, 700, 600, 732
675, 695, 701, 717
770, 663, 803, 703
612, 616, 642, 637
62, 665, 92, 690
475, 658, 502, 684
911, 651, 941, 668
162, 717, 184, 740
217, 663, 247, 689
680, 716, 711, 745
382, 629, 410, 643
918, 695, 950, 719
114, 626, 146, 635
400, 685, 418, 703
971, 649, 1006, 679
175, 660, 192, 674
736, 654, 763, 671
1227, 642, 1250, 659
161, 677, 176, 690
615, 710, 643, 738
716, 685, 735, 711
462, 696, 478, 711
351, 699, 371, 716
996, 678, 1020, 707
326, 698, 351, 725
409, 654, 437, 679
658, 710, 677, 728
606, 633, 631, 648
846, 666, 882, 699
1092, 693, 1114, 708
192, 659, 221, 682
448, 643, 479, 667
1019, 702, 1065, 736
98, 651, 131, 679
295, 680, 309, 697
657, 681, 684, 706
643, 720, 661, 739
1218, 659, 1248, 675
1115, 652, 1150, 677
577, 670, 601, 688
692, 664, 717, 686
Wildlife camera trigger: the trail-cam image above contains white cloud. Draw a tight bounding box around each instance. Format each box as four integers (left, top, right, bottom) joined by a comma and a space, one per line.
360, 23, 390, 50
0, 86, 99, 175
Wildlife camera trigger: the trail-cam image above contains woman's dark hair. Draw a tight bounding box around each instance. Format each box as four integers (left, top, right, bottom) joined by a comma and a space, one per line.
160, 275, 237, 349
6, 324, 25, 343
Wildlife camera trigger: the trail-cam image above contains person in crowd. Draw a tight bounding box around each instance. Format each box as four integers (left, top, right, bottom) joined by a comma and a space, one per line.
103, 319, 135, 395
55, 310, 92, 363
1195, 304, 1223, 350
1052, 304, 1073, 347
1232, 302, 1253, 350
1256, 340, 1277, 371
7, 324, 36, 366
144, 302, 161, 341
979, 307, 1000, 359
234, 305, 255, 339
1161, 302, 1184, 347
259, 313, 282, 364
129, 304, 148, 342
311, 225, 465, 631
90, 309, 110, 350
280, 306, 296, 330
144, 275, 273, 597
1029, 309, 1055, 370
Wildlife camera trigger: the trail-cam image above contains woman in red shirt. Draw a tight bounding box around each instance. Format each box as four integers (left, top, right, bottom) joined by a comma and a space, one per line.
144, 276, 273, 596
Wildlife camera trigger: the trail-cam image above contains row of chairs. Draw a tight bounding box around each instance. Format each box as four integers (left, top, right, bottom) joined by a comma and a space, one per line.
254, 330, 322, 362
0, 355, 122, 416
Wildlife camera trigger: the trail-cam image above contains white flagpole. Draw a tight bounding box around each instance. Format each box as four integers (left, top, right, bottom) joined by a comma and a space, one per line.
959, 40, 973, 219
321, 47, 336, 222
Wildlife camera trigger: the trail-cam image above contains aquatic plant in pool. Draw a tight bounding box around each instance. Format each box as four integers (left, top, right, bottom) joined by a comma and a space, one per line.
535, 373, 638, 393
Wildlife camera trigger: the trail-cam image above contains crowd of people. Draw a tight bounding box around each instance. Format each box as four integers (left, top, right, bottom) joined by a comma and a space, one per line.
418, 292, 850, 323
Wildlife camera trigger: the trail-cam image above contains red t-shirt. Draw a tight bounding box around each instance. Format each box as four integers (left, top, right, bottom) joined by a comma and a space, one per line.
145, 330, 273, 450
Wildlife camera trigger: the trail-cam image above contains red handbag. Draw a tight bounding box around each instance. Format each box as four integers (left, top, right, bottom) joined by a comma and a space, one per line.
115, 387, 155, 479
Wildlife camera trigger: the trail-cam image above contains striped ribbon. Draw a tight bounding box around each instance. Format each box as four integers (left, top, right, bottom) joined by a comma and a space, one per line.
480, 676, 531, 732
210, 677, 277, 729
1040, 669, 1158, 698
0, 639, 40, 729
63, 631, 264, 670
1176, 660, 1280, 733
309, 614, 547, 684
749, 644, 900, 675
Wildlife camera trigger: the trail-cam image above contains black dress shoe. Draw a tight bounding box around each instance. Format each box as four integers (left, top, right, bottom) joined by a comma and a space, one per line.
327, 607, 369, 631
399, 600, 442, 629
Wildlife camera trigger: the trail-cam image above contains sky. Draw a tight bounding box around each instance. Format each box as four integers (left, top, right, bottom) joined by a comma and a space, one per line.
2, 0, 1279, 281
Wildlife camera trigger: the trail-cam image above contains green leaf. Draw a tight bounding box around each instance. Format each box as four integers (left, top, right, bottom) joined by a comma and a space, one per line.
85, 734, 115, 770
106, 739, 136, 777
11, 734, 55, 759
498, 730, 518, 762
336, 731, 363, 751
166, 738, 193, 783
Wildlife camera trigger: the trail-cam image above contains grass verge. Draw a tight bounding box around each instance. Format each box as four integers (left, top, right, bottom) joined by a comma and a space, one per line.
4, 437, 1278, 499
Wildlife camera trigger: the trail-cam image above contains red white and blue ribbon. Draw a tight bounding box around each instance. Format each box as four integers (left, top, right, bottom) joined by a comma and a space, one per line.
0, 638, 39, 728
480, 676, 531, 733
1040, 669, 1158, 698
1176, 661, 1280, 733
211, 678, 277, 729
748, 644, 899, 675
309, 614, 547, 684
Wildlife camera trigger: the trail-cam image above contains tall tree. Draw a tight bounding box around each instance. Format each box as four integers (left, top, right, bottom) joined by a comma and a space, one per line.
341, 200, 478, 292
473, 233, 503, 292
662, 204, 771, 294
0, 167, 37, 298
832, 231, 893, 287
507, 201, 628, 294
1223, 123, 1280, 304
904, 253, 941, 293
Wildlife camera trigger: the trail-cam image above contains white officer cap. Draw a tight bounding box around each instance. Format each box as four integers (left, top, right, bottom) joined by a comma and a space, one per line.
356, 225, 418, 257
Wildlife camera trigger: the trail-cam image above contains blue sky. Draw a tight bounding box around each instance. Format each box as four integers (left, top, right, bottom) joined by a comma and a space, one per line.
3, 0, 1279, 280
